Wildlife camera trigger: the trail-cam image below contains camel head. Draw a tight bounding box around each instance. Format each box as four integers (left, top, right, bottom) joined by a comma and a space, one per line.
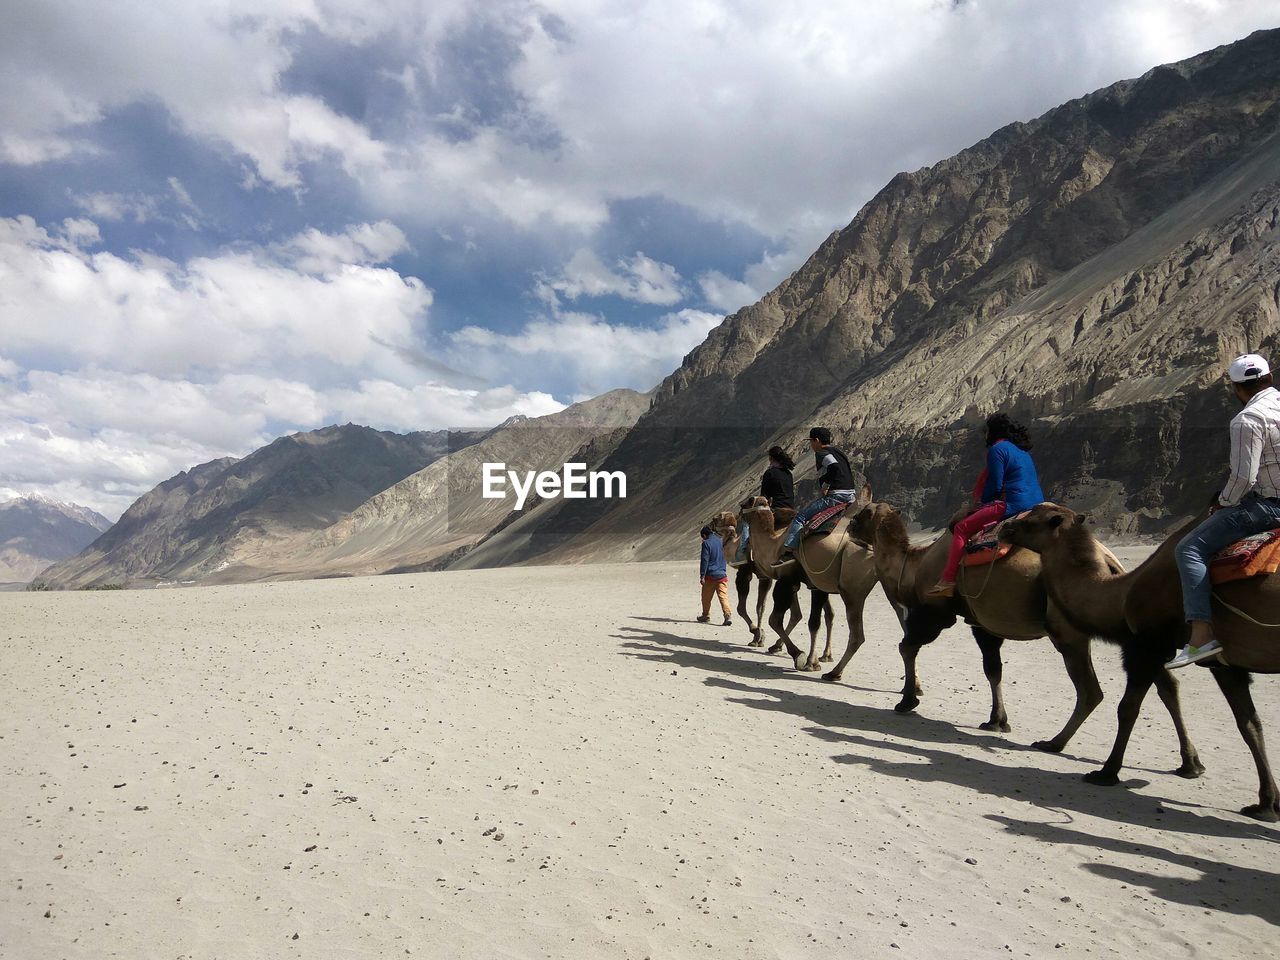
998, 502, 1087, 553
850, 501, 897, 543
739, 495, 772, 517
708, 510, 737, 540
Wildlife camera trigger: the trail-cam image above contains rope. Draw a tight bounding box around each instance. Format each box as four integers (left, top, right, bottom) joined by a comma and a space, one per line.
802, 526, 844, 580
958, 552, 999, 601
1212, 591, 1280, 628
895, 547, 909, 599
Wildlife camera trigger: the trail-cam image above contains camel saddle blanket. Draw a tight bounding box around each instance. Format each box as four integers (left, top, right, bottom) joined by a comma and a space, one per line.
1210, 528, 1280, 584
803, 501, 854, 537
959, 511, 1030, 567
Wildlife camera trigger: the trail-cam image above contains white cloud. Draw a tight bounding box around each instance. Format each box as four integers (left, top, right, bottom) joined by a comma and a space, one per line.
0, 213, 568, 517
539, 249, 686, 305
450, 307, 721, 396
7, 1, 1277, 241
0, 215, 427, 379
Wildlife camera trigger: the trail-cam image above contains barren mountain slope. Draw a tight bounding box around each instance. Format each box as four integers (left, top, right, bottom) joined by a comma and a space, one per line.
467, 29, 1280, 564
37, 425, 461, 588
209, 388, 652, 581
0, 495, 111, 584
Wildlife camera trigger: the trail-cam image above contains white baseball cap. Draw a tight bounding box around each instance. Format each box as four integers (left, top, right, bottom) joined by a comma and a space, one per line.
1229, 353, 1271, 383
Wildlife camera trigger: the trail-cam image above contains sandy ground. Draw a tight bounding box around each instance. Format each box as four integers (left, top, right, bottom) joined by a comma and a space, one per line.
2, 557, 1278, 960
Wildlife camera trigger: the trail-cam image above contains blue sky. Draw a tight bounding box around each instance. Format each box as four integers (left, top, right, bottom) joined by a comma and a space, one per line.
2, 0, 1278, 517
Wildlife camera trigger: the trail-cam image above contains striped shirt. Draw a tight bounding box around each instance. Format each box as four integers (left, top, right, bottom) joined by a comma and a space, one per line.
1219, 386, 1280, 506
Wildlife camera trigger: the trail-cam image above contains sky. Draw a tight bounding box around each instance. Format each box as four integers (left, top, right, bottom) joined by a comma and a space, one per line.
1, 0, 1278, 518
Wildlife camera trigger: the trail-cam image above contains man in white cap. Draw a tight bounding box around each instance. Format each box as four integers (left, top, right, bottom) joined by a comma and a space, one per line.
1168, 353, 1280, 667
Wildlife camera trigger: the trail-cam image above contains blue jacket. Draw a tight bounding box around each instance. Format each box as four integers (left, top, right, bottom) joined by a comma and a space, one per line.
700, 533, 727, 579
981, 440, 1045, 515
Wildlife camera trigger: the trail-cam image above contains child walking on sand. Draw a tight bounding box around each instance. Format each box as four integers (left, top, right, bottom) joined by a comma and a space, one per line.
697, 525, 733, 626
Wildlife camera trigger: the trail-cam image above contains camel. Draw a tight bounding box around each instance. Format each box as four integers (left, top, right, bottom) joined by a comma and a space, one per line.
850, 501, 1205, 775
742, 485, 905, 675
709, 510, 799, 643
726, 502, 835, 665
1000, 503, 1280, 821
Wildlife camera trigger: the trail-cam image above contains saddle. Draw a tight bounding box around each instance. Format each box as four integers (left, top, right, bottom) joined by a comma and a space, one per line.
1210, 528, 1280, 584
802, 501, 855, 538
960, 511, 1031, 567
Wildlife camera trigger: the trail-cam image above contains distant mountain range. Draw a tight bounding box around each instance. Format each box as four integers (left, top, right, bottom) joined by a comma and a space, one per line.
36, 424, 466, 588
36, 391, 650, 588
33, 28, 1280, 587
0, 494, 111, 583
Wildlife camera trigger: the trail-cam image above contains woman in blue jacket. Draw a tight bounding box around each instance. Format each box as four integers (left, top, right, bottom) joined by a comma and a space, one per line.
926, 413, 1045, 598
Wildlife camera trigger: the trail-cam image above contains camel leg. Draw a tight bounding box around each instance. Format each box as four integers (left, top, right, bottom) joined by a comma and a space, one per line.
765, 579, 804, 662
819, 594, 835, 662
820, 592, 868, 680
1152, 667, 1205, 779
882, 603, 951, 703
748, 572, 769, 647
735, 566, 758, 642
1032, 630, 1104, 753
973, 627, 1010, 733
800, 592, 825, 671
1084, 657, 1159, 786
1208, 664, 1279, 821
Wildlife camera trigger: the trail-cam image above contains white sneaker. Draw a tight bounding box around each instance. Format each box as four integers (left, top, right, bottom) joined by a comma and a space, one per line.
1167, 638, 1223, 669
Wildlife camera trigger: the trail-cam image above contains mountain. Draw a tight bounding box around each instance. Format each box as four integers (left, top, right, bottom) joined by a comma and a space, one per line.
0, 494, 112, 584
36, 424, 467, 588
206, 388, 652, 582
464, 29, 1280, 564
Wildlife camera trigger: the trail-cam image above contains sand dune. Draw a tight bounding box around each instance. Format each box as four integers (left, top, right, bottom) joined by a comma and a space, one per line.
2, 559, 1276, 958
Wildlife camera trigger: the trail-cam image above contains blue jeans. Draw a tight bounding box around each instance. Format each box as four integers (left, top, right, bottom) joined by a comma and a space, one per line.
1176, 491, 1280, 622
783, 491, 856, 550
733, 520, 749, 562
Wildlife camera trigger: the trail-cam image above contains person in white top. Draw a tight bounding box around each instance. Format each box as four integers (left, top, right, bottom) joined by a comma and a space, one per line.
1168, 353, 1280, 667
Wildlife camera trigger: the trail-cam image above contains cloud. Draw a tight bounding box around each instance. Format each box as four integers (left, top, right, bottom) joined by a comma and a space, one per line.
0, 213, 566, 517
450, 307, 721, 397
5, 1, 1277, 251
0, 215, 427, 379
538, 249, 686, 306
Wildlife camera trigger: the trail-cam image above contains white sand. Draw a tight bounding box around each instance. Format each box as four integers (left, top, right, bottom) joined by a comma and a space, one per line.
2, 560, 1277, 959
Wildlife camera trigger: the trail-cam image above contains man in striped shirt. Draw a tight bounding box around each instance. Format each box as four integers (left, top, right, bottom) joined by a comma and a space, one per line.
1169, 353, 1280, 667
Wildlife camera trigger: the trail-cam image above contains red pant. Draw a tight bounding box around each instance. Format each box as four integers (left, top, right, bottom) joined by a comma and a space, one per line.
942, 502, 1007, 583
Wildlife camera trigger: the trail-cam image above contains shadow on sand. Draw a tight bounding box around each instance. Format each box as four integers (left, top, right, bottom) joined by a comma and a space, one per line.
616, 618, 1280, 925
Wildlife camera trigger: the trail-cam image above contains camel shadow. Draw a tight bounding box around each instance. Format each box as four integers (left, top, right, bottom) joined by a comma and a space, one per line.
701, 675, 1026, 751
615, 625, 902, 696
814, 725, 1279, 847
984, 814, 1280, 925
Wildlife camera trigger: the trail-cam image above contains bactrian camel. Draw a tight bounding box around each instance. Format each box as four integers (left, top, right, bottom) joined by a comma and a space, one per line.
721, 504, 839, 660
711, 510, 803, 644
742, 485, 907, 676
1001, 503, 1280, 821
850, 501, 1205, 777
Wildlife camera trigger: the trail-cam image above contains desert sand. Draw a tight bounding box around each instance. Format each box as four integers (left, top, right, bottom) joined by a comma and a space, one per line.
2, 556, 1278, 959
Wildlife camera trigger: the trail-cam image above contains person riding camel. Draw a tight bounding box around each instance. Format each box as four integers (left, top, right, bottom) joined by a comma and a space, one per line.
1167, 353, 1280, 668
771, 427, 857, 572
730, 445, 796, 568
925, 413, 1045, 599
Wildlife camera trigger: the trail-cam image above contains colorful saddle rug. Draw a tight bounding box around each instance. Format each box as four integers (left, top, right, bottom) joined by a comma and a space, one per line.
1210, 528, 1280, 584
959, 510, 1034, 567
803, 501, 854, 536
961, 520, 1010, 567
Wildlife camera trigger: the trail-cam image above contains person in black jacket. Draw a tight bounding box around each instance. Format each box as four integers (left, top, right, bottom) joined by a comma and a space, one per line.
730, 445, 795, 567
773, 427, 858, 569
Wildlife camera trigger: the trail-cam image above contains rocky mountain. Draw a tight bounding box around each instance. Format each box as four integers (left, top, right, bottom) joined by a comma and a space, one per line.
0, 494, 111, 584
36, 424, 466, 588
207, 388, 652, 582
465, 28, 1280, 564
